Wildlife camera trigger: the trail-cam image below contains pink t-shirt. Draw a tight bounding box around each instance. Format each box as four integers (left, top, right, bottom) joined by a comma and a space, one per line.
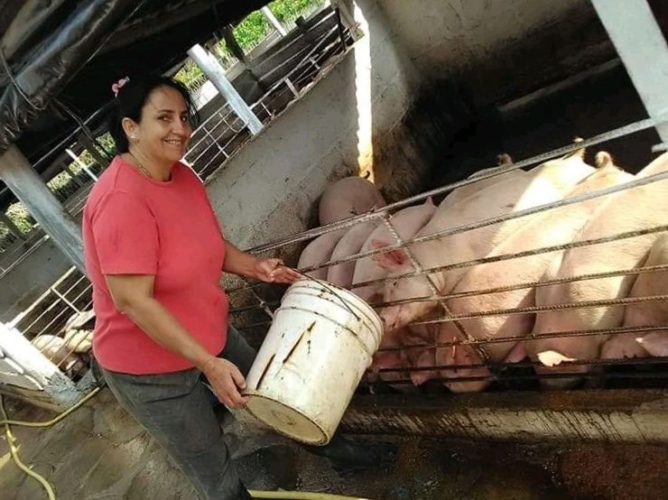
83, 156, 228, 374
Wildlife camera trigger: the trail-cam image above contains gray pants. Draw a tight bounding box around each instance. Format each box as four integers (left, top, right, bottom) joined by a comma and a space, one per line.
101, 326, 256, 500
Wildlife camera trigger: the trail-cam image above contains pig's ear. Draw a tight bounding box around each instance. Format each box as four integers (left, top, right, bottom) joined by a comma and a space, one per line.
424, 196, 435, 207
637, 334, 668, 357
370, 239, 409, 270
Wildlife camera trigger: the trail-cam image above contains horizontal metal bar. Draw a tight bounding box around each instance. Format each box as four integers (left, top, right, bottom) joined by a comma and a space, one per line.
247, 118, 658, 254
362, 370, 668, 386
414, 294, 668, 324
378, 324, 668, 352
373, 355, 668, 374
372, 264, 668, 309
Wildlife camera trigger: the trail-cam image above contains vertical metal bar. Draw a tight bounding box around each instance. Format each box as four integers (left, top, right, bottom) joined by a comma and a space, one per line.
65, 148, 98, 182
49, 286, 80, 315
187, 44, 264, 136
262, 6, 288, 37
592, 0, 668, 143
379, 214, 487, 361
62, 163, 85, 188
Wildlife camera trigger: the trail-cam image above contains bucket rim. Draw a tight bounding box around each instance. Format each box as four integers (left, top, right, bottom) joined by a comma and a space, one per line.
286, 279, 383, 329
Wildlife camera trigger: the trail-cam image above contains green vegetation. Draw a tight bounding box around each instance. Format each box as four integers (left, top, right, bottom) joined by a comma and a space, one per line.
6, 203, 34, 234
175, 0, 326, 90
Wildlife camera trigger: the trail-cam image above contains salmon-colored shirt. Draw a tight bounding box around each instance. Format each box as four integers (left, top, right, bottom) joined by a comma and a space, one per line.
83, 156, 228, 374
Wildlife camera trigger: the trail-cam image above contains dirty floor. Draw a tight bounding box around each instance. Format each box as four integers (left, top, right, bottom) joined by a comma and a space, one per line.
2, 388, 668, 499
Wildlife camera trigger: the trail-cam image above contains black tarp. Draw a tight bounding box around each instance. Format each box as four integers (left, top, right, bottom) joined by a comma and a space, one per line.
0, 0, 268, 179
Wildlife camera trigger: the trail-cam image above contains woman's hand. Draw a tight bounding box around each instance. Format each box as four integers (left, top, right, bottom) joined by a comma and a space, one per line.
201, 357, 250, 408
254, 258, 301, 284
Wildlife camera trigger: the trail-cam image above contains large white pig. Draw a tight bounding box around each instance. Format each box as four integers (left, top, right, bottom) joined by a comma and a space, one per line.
435, 153, 633, 391
372, 149, 596, 333
352, 198, 437, 303
527, 152, 668, 386
297, 229, 347, 279
353, 167, 522, 304
319, 176, 386, 225
601, 233, 668, 359
327, 221, 379, 288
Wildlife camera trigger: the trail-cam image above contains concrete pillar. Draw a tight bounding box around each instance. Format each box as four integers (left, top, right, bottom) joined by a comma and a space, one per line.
592, 0, 668, 143
0, 146, 85, 272
0, 322, 82, 409
187, 44, 264, 135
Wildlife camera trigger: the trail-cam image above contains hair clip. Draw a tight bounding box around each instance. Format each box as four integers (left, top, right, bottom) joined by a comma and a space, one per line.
111, 77, 130, 97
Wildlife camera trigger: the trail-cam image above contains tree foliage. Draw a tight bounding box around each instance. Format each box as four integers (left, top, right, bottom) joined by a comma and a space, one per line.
175, 0, 326, 90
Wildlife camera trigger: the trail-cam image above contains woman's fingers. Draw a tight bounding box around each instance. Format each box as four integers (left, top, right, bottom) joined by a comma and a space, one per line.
270, 266, 301, 283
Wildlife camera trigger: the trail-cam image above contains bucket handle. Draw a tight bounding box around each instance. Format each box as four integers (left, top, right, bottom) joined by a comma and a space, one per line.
294, 270, 361, 321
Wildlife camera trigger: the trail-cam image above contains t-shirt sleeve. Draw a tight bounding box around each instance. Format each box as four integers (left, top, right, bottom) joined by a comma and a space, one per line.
92, 191, 159, 275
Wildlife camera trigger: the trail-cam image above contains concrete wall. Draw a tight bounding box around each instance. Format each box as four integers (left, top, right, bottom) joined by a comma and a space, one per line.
205, 0, 425, 254
377, 0, 617, 105
0, 239, 71, 322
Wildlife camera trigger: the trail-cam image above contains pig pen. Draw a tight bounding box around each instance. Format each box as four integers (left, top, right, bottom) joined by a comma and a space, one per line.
207, 0, 668, 446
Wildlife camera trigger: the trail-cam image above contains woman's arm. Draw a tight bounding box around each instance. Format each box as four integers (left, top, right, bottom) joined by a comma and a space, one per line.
105, 274, 249, 408
223, 240, 300, 283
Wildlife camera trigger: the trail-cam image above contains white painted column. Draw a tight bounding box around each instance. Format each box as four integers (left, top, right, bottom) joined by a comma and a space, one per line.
0, 322, 81, 409
0, 146, 85, 272
262, 6, 287, 37
187, 44, 264, 135
592, 0, 668, 143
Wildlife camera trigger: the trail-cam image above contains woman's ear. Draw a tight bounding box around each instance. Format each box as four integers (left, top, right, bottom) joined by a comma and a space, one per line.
121, 117, 138, 141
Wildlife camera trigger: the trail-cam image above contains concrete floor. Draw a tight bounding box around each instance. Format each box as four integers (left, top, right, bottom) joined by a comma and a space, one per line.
2, 388, 668, 499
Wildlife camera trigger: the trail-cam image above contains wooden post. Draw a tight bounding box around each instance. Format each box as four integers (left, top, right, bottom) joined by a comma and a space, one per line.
0, 146, 85, 272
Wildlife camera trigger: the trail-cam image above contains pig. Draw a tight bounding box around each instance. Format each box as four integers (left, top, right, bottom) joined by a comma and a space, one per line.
636, 333, 668, 357
601, 234, 668, 359
368, 323, 437, 391
353, 160, 519, 302
327, 221, 379, 288
297, 229, 347, 279
372, 148, 596, 333
368, 326, 418, 392
352, 198, 437, 303
319, 176, 386, 225
433, 322, 529, 392
436, 153, 633, 391
439, 156, 524, 210
527, 152, 668, 387
31, 334, 85, 376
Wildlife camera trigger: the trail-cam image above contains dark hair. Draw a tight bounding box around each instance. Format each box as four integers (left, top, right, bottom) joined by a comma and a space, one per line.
108, 75, 199, 153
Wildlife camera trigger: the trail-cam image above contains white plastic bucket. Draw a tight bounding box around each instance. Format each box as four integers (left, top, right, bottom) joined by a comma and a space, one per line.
243, 278, 383, 445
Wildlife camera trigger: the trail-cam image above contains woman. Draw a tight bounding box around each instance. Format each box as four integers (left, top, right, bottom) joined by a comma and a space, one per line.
82, 75, 300, 499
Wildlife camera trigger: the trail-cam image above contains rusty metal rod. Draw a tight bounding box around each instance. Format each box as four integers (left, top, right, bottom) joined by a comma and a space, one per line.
246, 117, 658, 255
412, 294, 668, 324
377, 324, 668, 352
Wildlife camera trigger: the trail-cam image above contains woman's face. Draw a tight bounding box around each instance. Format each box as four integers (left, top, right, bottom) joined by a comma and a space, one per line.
128, 85, 193, 164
